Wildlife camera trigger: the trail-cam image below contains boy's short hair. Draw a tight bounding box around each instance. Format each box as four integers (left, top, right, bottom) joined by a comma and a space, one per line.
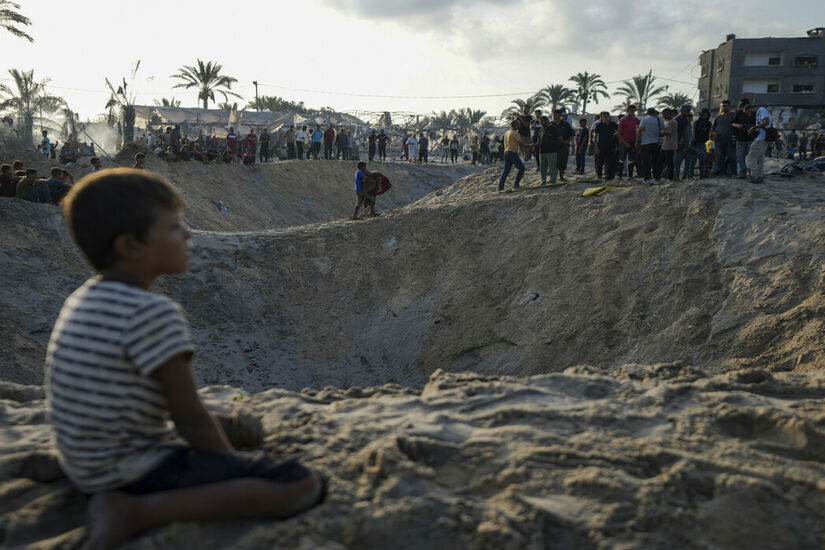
1, 164, 10, 173
90, 156, 100, 164
510, 119, 520, 129
51, 167, 62, 177
62, 168, 184, 271
61, 169, 71, 177
357, 161, 367, 169
13, 160, 23, 169
25, 168, 37, 176
135, 153, 146, 160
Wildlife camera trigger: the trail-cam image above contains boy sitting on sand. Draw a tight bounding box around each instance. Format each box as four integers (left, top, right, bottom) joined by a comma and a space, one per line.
46, 169, 323, 550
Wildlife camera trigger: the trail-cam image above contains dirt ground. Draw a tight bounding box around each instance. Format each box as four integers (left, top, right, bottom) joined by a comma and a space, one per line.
2, 150, 825, 549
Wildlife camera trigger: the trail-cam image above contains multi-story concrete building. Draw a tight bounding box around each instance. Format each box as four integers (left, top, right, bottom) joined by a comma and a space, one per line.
697, 28, 825, 113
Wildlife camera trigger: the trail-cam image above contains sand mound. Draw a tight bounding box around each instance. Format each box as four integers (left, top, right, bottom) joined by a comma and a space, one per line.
3, 365, 825, 549
3, 165, 825, 390
4, 157, 825, 548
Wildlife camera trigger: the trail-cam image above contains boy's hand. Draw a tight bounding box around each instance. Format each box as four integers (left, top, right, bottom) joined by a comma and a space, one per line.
153, 353, 233, 451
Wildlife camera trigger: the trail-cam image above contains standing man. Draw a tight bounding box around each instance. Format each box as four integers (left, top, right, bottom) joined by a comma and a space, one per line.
538, 115, 562, 185
367, 130, 377, 161
311, 124, 323, 159
593, 112, 619, 181
636, 107, 662, 183
514, 105, 533, 162
691, 109, 712, 178
286, 125, 296, 160
553, 109, 575, 182
226, 127, 238, 162
710, 100, 735, 177
479, 132, 491, 165
295, 126, 306, 159
323, 125, 335, 160
259, 128, 270, 162
245, 128, 258, 164
418, 133, 429, 163
377, 130, 390, 162
732, 99, 755, 178
575, 118, 589, 174
498, 119, 532, 191
660, 109, 678, 180
531, 109, 543, 170
673, 105, 692, 180
745, 104, 772, 184
787, 130, 799, 160
616, 105, 640, 179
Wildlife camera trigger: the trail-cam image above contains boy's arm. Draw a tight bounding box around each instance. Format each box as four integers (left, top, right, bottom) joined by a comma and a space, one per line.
153, 353, 233, 451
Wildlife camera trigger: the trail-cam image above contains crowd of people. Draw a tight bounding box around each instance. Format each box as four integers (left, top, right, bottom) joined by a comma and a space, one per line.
137, 123, 512, 167
498, 99, 825, 190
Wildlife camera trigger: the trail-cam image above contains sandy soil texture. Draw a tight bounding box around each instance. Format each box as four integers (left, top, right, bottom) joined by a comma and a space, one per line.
2, 151, 825, 549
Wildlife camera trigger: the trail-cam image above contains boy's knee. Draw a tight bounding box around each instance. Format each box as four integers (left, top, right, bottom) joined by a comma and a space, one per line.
292, 470, 324, 512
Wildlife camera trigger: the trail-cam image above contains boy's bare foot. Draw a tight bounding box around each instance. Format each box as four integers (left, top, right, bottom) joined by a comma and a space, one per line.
85, 492, 140, 550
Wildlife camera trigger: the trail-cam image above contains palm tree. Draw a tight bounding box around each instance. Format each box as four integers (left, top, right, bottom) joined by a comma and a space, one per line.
0, 69, 63, 146
154, 97, 182, 107
59, 105, 85, 147
105, 60, 145, 146
217, 101, 239, 112
569, 72, 610, 116
500, 94, 545, 119
429, 110, 454, 127
0, 1, 32, 42
616, 74, 667, 112
244, 95, 307, 113
171, 60, 241, 109
451, 107, 487, 129
657, 91, 693, 111
537, 84, 576, 113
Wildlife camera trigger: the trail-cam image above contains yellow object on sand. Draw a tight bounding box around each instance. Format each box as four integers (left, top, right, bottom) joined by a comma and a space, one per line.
581, 186, 629, 197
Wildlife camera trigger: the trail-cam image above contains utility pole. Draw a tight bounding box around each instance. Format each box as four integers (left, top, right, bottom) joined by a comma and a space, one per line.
253, 81, 259, 111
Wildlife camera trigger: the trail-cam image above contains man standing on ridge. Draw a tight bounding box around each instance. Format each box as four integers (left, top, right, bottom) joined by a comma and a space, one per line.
616, 105, 640, 180
377, 130, 390, 161
498, 119, 532, 191
367, 130, 377, 161
323, 125, 335, 160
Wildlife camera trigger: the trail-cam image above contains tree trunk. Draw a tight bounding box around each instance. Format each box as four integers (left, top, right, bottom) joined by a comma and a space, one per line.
121, 106, 135, 146
23, 113, 34, 147
582, 95, 588, 116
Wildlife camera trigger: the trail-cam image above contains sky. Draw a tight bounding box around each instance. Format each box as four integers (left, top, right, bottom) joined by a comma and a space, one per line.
1, 0, 822, 123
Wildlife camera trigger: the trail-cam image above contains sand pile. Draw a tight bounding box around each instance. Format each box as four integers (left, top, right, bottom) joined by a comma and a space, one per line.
3, 156, 825, 548
3, 365, 825, 549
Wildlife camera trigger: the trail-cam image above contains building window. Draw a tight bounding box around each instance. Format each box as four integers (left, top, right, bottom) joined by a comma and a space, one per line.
766, 84, 779, 93
792, 83, 815, 93
700, 65, 708, 77
699, 89, 706, 100
717, 58, 725, 71
714, 85, 722, 98
794, 55, 818, 67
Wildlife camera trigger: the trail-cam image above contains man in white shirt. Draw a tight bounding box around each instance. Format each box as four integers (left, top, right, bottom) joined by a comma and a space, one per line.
745, 105, 772, 183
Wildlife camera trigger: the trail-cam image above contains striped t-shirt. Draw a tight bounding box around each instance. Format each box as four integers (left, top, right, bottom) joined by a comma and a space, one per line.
45, 278, 195, 492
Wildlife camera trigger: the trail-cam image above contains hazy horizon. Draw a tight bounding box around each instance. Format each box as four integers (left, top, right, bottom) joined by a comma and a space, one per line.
1, 0, 821, 123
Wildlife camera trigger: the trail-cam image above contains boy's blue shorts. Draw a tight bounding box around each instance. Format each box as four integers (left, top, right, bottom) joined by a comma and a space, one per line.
123, 448, 312, 494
